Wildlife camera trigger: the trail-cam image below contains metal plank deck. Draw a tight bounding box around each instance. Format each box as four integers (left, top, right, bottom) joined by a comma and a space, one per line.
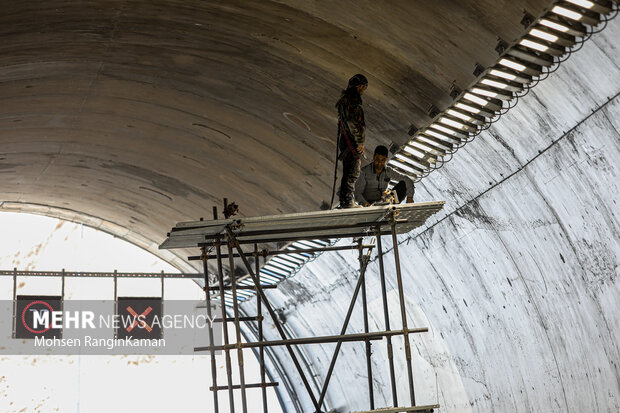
159, 201, 445, 250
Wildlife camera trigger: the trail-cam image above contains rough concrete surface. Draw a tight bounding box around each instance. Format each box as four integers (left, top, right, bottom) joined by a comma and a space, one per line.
240, 17, 620, 413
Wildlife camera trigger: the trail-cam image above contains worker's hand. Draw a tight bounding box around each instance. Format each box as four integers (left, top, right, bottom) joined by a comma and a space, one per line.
406, 196, 413, 203
356, 144, 364, 155
364, 202, 371, 207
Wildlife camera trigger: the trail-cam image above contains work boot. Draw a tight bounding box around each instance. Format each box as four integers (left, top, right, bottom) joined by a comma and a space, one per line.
339, 202, 363, 209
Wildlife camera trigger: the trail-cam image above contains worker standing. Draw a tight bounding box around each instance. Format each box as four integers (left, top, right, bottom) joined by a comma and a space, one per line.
335, 74, 368, 208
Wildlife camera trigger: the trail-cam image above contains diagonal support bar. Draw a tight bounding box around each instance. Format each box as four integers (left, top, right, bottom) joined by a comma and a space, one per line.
316, 242, 374, 410
226, 227, 321, 411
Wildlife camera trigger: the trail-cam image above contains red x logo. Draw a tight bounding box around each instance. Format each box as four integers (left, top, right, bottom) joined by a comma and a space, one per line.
125, 306, 153, 333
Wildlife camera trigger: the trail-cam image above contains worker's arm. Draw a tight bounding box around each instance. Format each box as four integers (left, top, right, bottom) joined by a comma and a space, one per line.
344, 101, 365, 153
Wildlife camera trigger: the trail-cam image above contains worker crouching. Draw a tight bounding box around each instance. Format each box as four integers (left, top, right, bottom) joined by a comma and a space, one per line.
355, 145, 414, 206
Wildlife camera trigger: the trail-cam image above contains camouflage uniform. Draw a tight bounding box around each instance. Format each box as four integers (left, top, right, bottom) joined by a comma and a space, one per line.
336, 88, 365, 207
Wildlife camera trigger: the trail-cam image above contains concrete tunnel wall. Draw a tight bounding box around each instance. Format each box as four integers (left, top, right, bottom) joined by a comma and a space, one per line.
239, 17, 620, 413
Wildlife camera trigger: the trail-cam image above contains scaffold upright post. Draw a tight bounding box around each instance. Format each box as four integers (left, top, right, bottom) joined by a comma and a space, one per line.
215, 235, 236, 412
201, 246, 219, 413
390, 212, 416, 406
375, 227, 398, 407
359, 238, 374, 409
254, 243, 269, 413
226, 235, 249, 413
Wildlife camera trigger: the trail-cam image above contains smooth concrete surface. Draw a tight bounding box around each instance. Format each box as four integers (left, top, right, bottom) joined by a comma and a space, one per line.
239, 17, 620, 413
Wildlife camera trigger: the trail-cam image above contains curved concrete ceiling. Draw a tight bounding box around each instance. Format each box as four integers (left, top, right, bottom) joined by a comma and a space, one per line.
1, 0, 549, 260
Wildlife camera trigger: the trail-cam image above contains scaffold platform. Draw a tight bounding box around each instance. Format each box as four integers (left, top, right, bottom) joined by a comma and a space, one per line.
159, 202, 445, 249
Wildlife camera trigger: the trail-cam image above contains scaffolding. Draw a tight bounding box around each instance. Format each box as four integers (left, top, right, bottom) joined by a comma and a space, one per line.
160, 201, 445, 413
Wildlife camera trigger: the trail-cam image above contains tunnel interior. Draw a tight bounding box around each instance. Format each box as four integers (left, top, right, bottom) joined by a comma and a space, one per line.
1, 1, 619, 412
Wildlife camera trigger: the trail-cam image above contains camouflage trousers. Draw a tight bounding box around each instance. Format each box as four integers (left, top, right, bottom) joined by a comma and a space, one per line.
339, 151, 361, 206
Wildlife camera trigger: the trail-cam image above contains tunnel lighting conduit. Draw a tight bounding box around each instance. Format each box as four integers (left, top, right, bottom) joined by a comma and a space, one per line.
387, 0, 618, 182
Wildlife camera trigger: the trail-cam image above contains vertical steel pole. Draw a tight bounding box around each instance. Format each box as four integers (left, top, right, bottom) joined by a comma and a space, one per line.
61, 269, 65, 338
255, 244, 269, 413
160, 270, 165, 318
390, 216, 416, 406
359, 239, 374, 409
215, 236, 236, 412
113, 270, 118, 339
61, 269, 65, 300
375, 228, 398, 407
160, 270, 165, 348
12, 268, 17, 339
202, 247, 220, 413
227, 235, 248, 413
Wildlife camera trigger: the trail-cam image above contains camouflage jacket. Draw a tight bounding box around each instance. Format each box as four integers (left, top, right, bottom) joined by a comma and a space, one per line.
336, 89, 365, 151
